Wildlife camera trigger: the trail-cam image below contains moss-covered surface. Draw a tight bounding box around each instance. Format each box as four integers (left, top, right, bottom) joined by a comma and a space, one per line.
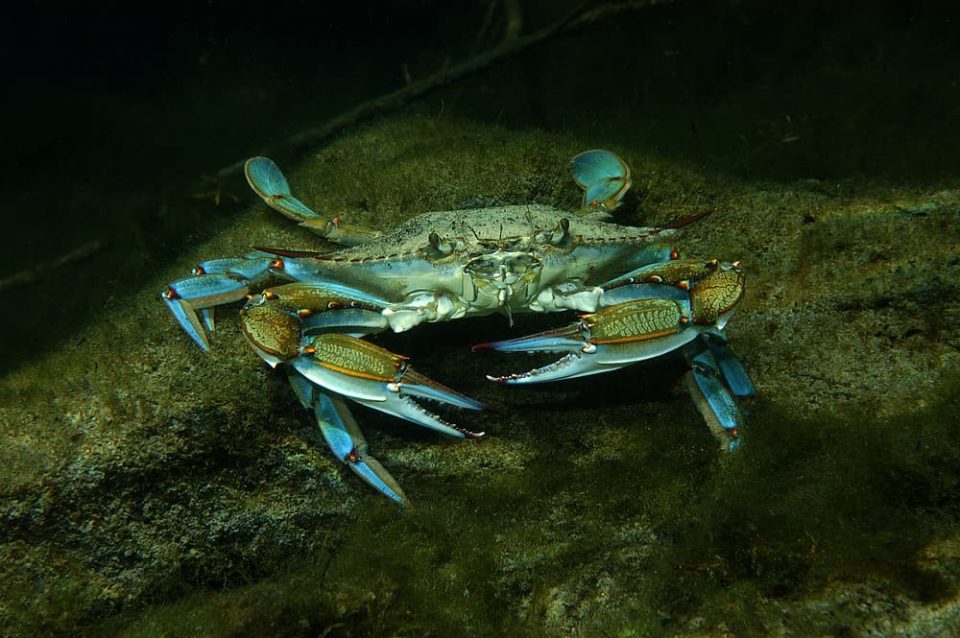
2, 114, 959, 637
3, 2, 960, 636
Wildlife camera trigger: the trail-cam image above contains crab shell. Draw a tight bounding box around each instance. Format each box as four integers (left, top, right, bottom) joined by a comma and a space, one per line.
268, 204, 679, 324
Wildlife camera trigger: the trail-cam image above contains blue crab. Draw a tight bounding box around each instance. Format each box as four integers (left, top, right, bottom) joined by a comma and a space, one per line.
162, 150, 755, 506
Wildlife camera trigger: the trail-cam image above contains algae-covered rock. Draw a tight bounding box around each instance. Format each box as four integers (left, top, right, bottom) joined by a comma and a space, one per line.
1, 113, 959, 637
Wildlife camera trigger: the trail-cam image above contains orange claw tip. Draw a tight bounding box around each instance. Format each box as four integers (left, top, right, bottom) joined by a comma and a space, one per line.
471, 341, 495, 352
670, 249, 680, 260
269, 257, 285, 270
297, 308, 315, 318
162, 286, 179, 300
191, 265, 206, 275
303, 346, 317, 354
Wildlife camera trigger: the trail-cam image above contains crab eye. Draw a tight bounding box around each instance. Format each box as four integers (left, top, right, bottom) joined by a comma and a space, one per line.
427, 231, 453, 257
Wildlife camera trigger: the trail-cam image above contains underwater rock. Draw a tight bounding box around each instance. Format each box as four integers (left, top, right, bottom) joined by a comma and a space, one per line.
1, 115, 959, 637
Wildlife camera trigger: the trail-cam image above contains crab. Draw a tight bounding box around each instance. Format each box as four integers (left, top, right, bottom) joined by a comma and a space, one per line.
162, 150, 755, 506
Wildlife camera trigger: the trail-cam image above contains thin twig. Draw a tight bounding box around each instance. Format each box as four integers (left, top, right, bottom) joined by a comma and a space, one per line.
0, 240, 104, 292
218, 0, 674, 178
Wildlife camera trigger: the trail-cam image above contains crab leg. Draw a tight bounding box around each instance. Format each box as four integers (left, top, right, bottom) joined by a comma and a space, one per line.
682, 329, 756, 451
698, 330, 756, 401
286, 369, 409, 506
245, 157, 381, 247
686, 348, 744, 451
232, 281, 488, 502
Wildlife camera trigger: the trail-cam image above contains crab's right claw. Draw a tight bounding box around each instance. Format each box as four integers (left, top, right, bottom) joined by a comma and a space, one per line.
571, 149, 632, 216
291, 334, 487, 439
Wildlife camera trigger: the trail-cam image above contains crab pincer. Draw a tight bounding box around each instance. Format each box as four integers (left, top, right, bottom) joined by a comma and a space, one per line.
475, 296, 699, 383
292, 334, 487, 439
476, 259, 751, 449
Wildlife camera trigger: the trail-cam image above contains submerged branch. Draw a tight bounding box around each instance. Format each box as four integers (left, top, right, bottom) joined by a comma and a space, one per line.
219, 0, 674, 178
0, 240, 104, 292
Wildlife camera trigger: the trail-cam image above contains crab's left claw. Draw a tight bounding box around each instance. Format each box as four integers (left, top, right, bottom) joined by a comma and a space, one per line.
479, 260, 753, 450
476, 297, 699, 383
291, 334, 487, 439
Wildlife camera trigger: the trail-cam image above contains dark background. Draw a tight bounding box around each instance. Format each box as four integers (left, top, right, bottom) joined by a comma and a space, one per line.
1, 0, 957, 369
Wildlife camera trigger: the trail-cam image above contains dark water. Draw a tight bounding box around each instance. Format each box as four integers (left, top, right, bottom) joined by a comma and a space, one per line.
2, 1, 959, 636
3, 1, 957, 366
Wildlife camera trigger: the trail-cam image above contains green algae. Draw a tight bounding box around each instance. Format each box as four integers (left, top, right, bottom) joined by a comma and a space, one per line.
83, 368, 960, 637
2, 110, 959, 636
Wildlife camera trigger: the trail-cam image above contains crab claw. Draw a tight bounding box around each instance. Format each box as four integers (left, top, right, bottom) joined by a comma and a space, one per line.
285, 370, 409, 505
477, 298, 698, 384
686, 349, 745, 451
291, 333, 486, 439
162, 273, 254, 349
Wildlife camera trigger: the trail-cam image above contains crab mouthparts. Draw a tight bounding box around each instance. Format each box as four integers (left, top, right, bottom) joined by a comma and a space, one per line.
497, 285, 515, 326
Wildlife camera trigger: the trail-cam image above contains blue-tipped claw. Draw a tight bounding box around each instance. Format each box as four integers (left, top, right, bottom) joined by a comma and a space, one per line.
701, 331, 756, 400
290, 342, 486, 440
687, 349, 745, 451
571, 150, 632, 211
162, 273, 251, 350
314, 392, 409, 506
244, 156, 322, 222
399, 369, 488, 412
